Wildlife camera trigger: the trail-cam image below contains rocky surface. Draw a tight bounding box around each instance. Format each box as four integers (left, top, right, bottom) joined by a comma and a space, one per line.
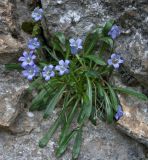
0, 0, 32, 64
117, 94, 148, 147
0, 0, 148, 159
41, 0, 148, 146
0, 65, 28, 128
41, 0, 148, 86
0, 110, 147, 160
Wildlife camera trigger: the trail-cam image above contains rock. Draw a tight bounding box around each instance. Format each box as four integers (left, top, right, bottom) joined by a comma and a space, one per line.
0, 0, 31, 64
41, 0, 148, 85
117, 95, 148, 147
0, 0, 31, 128
0, 111, 147, 160
41, 0, 148, 146
0, 65, 28, 128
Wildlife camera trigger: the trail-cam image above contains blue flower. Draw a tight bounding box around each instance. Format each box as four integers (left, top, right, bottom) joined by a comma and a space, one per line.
42, 65, 55, 81
22, 65, 39, 80
55, 60, 70, 76
69, 38, 83, 55
28, 38, 40, 50
114, 105, 123, 120
31, 7, 43, 22
108, 25, 121, 39
18, 51, 36, 68
107, 53, 124, 69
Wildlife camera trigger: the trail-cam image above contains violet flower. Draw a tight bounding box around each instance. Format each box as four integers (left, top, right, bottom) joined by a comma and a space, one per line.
42, 65, 55, 81
107, 53, 124, 69
18, 51, 36, 68
31, 7, 43, 22
108, 25, 121, 39
28, 38, 40, 50
69, 38, 83, 55
22, 65, 39, 80
55, 60, 70, 76
114, 105, 123, 120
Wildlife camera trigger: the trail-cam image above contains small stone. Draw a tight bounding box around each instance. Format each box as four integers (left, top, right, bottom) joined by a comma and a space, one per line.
27, 112, 34, 118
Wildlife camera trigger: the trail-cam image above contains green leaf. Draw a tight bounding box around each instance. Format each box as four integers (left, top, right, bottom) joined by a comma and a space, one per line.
28, 77, 42, 91
84, 32, 98, 55
97, 83, 104, 97
56, 130, 76, 157
72, 128, 83, 159
29, 89, 47, 111
42, 46, 59, 61
103, 20, 114, 35
114, 87, 148, 101
55, 32, 66, 45
84, 55, 106, 66
80, 77, 93, 119
43, 85, 66, 118
5, 63, 22, 71
107, 83, 118, 111
59, 99, 79, 145
89, 106, 97, 126
104, 91, 114, 123
100, 37, 113, 48
39, 116, 61, 148
51, 37, 64, 54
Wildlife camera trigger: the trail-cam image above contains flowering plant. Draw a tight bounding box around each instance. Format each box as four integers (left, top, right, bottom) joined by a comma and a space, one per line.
6, 6, 147, 159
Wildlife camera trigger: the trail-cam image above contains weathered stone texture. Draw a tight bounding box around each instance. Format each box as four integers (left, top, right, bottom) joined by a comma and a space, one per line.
42, 0, 148, 85
0, 111, 147, 160
0, 0, 31, 64
118, 95, 148, 147
41, 0, 148, 146
0, 65, 28, 128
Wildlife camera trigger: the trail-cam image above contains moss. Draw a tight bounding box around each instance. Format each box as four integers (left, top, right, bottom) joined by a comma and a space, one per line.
21, 21, 35, 34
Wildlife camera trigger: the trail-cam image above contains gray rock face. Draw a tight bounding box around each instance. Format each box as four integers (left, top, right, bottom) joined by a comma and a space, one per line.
41, 0, 148, 146
117, 94, 148, 147
0, 111, 147, 160
0, 0, 29, 128
41, 0, 148, 85
0, 65, 28, 128
0, 0, 31, 64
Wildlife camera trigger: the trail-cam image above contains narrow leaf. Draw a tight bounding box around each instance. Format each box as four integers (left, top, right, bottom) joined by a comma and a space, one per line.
56, 130, 76, 157
114, 87, 148, 101
43, 85, 66, 118
72, 128, 83, 159
107, 83, 118, 111
39, 116, 60, 148
84, 55, 106, 66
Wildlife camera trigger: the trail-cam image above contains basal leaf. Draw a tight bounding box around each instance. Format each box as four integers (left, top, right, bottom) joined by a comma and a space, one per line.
39, 116, 61, 148
100, 37, 113, 48
107, 83, 118, 111
84, 32, 98, 55
114, 87, 148, 101
84, 55, 106, 66
72, 128, 83, 159
55, 32, 66, 45
43, 85, 66, 118
56, 130, 76, 157
103, 20, 114, 35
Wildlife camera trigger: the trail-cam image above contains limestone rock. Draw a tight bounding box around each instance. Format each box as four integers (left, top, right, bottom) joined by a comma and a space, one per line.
117, 95, 148, 147
41, 0, 148, 85
0, 0, 31, 64
0, 111, 147, 160
0, 65, 28, 128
